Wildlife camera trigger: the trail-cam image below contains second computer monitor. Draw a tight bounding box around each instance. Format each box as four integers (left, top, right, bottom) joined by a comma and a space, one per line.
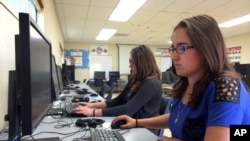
94, 71, 106, 79
109, 71, 120, 79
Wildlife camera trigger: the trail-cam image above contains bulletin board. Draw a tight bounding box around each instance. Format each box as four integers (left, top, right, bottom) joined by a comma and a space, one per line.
89, 55, 112, 79
65, 49, 89, 69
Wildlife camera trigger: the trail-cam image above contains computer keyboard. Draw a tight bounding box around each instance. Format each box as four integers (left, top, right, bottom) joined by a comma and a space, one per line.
90, 128, 125, 141
46, 108, 64, 116
64, 102, 86, 117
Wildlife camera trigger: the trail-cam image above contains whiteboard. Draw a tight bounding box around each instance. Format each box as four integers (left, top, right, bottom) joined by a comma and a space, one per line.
160, 57, 172, 72
118, 44, 139, 74
89, 55, 112, 79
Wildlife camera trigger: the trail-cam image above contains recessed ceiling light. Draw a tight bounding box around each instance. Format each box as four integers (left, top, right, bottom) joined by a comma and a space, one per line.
96, 29, 117, 41
109, 0, 147, 22
219, 14, 250, 28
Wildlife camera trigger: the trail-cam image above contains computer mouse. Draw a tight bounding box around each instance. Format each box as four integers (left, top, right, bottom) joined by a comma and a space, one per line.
90, 93, 98, 97
75, 86, 80, 88
111, 120, 126, 129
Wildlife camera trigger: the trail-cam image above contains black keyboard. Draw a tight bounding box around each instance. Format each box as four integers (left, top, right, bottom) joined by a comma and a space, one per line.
90, 128, 125, 141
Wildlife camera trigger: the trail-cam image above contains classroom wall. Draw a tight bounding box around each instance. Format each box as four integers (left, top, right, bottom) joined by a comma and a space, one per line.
64, 43, 119, 81
64, 43, 166, 80
0, 0, 64, 130
65, 33, 250, 83
0, 1, 18, 131
225, 33, 250, 64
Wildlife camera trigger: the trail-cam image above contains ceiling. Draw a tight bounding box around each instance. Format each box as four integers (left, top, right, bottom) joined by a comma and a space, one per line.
54, 0, 250, 46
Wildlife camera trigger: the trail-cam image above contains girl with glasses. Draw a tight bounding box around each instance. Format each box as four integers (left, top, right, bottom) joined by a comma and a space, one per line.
112, 15, 250, 141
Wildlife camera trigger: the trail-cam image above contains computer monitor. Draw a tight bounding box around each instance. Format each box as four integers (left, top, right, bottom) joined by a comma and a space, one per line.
94, 71, 106, 79
109, 71, 120, 79
161, 72, 167, 84
62, 62, 71, 86
51, 55, 60, 100
5, 70, 21, 141
56, 65, 64, 92
15, 13, 52, 136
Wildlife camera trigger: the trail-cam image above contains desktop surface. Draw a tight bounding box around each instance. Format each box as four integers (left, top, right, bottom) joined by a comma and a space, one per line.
24, 117, 158, 141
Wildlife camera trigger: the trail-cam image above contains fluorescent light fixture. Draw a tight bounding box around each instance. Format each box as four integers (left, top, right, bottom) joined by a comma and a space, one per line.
96, 29, 117, 41
109, 0, 147, 22
219, 14, 250, 27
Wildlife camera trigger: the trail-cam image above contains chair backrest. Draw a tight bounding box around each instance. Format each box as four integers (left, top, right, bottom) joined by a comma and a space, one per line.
107, 78, 118, 87
86, 80, 93, 87
94, 78, 103, 87
98, 84, 108, 97
157, 96, 173, 136
105, 83, 116, 101
83, 78, 87, 83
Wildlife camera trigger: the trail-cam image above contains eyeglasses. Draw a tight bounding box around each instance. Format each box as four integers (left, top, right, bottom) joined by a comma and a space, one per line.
129, 60, 135, 65
168, 45, 194, 54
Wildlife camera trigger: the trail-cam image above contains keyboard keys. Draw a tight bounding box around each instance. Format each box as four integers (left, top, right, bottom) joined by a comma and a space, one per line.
90, 128, 125, 141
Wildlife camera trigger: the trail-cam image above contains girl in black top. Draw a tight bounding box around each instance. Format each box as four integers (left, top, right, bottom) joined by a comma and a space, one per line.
72, 45, 162, 119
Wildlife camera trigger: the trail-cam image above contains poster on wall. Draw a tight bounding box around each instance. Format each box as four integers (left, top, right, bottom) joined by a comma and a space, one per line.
155, 48, 170, 57
226, 46, 241, 63
91, 44, 108, 55
65, 49, 89, 69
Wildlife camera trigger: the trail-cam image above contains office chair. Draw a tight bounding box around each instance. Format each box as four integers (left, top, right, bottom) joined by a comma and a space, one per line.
107, 78, 118, 87
93, 78, 104, 87
105, 83, 116, 101
157, 96, 173, 136
86, 80, 94, 87
98, 84, 109, 98
83, 78, 87, 83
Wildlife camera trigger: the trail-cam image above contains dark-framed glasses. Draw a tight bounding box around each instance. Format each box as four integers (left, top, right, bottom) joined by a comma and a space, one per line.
168, 45, 194, 54
129, 60, 135, 65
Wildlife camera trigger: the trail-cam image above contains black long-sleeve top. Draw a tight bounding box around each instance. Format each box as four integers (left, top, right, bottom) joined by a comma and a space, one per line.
102, 77, 162, 119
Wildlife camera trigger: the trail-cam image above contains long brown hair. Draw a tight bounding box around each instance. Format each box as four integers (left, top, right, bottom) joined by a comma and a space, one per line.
130, 45, 161, 93
171, 15, 249, 108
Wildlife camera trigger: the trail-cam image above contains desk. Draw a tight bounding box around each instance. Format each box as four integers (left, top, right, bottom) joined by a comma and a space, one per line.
58, 83, 104, 102
22, 117, 158, 141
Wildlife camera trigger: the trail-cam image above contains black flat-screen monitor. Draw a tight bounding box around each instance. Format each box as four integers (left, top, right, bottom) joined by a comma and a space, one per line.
16, 13, 52, 136
51, 55, 60, 100
161, 72, 167, 84
109, 71, 120, 79
56, 65, 64, 92
6, 70, 21, 141
62, 63, 71, 86
94, 71, 105, 79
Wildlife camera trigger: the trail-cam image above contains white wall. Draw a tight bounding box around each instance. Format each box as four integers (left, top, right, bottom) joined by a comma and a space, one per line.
0, 0, 64, 130
225, 33, 250, 64
0, 1, 19, 130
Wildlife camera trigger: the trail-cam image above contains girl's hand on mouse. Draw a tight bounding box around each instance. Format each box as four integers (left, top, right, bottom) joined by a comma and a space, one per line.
112, 115, 136, 128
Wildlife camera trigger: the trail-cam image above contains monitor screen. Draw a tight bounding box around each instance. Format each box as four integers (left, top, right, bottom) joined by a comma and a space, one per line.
161, 72, 167, 84
94, 71, 106, 79
62, 63, 71, 86
16, 13, 52, 136
56, 65, 64, 91
51, 55, 60, 100
109, 71, 120, 79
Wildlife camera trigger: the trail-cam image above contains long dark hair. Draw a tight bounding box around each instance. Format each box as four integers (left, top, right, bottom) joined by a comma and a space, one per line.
171, 15, 249, 108
129, 45, 161, 93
